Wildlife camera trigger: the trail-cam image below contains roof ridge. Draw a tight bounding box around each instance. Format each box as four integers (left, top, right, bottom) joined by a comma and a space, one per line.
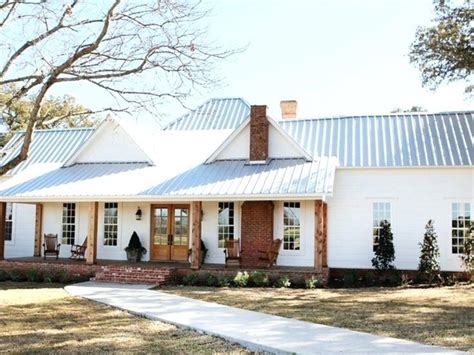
17, 127, 96, 134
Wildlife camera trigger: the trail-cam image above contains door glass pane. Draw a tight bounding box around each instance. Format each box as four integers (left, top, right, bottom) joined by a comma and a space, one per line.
173, 208, 189, 246
154, 207, 169, 245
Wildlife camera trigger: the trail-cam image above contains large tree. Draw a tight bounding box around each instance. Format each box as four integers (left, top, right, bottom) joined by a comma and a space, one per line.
0, 0, 235, 174
409, 0, 473, 92
0, 85, 95, 145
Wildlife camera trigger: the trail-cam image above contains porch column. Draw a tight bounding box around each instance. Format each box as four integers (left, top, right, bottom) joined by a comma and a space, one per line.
315, 200, 328, 272
86, 202, 98, 265
34, 203, 43, 257
0, 202, 5, 260
190, 201, 202, 270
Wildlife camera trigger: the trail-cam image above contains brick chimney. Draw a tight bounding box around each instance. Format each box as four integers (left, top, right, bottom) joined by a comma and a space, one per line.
249, 105, 268, 162
280, 100, 297, 119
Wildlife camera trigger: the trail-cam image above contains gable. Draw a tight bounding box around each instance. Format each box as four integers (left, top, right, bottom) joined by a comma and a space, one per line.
210, 117, 312, 162
66, 118, 152, 165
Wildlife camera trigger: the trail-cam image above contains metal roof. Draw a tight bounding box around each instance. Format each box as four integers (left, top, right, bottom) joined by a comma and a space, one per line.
165, 98, 250, 130
0, 158, 337, 200
0, 128, 95, 175
279, 112, 473, 167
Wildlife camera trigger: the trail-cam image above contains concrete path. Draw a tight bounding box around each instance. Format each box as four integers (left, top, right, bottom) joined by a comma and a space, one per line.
65, 282, 463, 354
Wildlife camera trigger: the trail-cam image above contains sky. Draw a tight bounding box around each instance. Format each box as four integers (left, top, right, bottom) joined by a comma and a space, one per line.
59, 0, 473, 126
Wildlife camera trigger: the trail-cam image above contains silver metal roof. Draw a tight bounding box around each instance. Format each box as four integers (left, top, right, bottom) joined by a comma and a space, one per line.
0, 158, 337, 200
165, 98, 250, 130
279, 112, 473, 167
0, 128, 95, 175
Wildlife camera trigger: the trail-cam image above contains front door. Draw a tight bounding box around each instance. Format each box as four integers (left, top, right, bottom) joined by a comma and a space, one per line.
151, 205, 190, 262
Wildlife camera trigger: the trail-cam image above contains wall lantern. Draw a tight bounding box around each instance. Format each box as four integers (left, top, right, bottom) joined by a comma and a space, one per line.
135, 207, 142, 220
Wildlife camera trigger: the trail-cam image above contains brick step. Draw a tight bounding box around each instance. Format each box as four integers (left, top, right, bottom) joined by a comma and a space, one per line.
94, 266, 175, 285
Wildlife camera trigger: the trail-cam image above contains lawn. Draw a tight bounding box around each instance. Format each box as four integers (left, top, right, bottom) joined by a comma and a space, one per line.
0, 282, 249, 354
163, 284, 474, 352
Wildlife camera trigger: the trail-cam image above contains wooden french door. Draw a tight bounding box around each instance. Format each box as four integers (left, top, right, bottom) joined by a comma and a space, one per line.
151, 204, 190, 262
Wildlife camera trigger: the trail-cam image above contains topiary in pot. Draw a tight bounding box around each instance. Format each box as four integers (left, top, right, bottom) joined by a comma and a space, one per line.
125, 231, 147, 262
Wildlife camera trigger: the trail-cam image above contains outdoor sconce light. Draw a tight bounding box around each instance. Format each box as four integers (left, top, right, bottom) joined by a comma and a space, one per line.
135, 207, 142, 220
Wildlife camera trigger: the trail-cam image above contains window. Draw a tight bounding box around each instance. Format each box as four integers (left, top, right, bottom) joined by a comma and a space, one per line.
62, 203, 76, 245
104, 202, 118, 246
5, 203, 13, 242
218, 202, 234, 248
452, 203, 472, 254
373, 202, 391, 251
283, 202, 300, 250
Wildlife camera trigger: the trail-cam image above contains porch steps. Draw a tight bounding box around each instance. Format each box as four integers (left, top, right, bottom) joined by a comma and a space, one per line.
93, 265, 176, 285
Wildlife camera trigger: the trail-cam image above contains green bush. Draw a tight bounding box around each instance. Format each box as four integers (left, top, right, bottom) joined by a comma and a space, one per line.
218, 275, 232, 287
233, 271, 250, 287
275, 275, 291, 288
342, 270, 359, 287
206, 273, 219, 287
305, 276, 323, 289
0, 269, 10, 281
182, 272, 199, 286
9, 269, 27, 282
26, 268, 42, 282
250, 271, 269, 287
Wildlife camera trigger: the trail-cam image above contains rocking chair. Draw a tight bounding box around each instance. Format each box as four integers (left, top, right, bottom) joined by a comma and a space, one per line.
43, 234, 60, 260
258, 238, 282, 268
223, 239, 241, 267
70, 237, 87, 260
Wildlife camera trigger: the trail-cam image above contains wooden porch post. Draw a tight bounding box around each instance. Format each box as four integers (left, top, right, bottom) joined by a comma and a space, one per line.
315, 200, 328, 272
0, 202, 5, 261
34, 203, 43, 257
86, 202, 98, 265
190, 201, 202, 270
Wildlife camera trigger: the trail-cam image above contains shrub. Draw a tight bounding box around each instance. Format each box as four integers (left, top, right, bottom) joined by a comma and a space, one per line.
182, 272, 199, 286
250, 271, 269, 287
218, 275, 232, 287
343, 270, 359, 287
0, 269, 10, 281
26, 268, 42, 282
418, 219, 441, 285
275, 275, 291, 288
305, 276, 323, 289
372, 220, 396, 271
233, 271, 250, 287
9, 269, 27, 282
206, 273, 219, 287
460, 226, 474, 274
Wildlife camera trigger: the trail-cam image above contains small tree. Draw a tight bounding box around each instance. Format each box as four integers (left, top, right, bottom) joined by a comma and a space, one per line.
418, 220, 441, 284
371, 220, 396, 271
460, 225, 474, 274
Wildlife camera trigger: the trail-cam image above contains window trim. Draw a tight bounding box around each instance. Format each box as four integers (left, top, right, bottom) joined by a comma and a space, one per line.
282, 201, 302, 252
5, 202, 14, 245
103, 202, 120, 247
372, 202, 392, 252
451, 202, 472, 255
62, 203, 76, 246
218, 202, 235, 249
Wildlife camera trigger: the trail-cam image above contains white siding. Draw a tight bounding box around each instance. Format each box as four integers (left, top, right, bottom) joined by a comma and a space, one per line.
274, 200, 315, 267
5, 203, 36, 258
327, 168, 474, 272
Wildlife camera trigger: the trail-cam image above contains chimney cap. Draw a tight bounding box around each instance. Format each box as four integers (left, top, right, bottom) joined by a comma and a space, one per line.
280, 100, 297, 119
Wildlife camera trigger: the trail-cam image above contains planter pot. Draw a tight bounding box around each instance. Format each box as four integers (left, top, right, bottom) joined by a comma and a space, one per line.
126, 250, 144, 262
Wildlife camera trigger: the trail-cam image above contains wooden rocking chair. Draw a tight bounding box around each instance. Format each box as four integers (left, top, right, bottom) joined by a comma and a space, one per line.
70, 237, 87, 260
223, 239, 241, 267
43, 234, 60, 260
258, 239, 282, 268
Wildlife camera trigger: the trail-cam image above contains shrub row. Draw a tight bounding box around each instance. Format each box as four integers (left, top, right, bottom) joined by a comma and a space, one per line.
178, 271, 325, 289
0, 268, 92, 284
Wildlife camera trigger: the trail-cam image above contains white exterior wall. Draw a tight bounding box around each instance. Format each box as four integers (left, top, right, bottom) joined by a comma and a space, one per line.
327, 168, 474, 272
274, 200, 315, 267
5, 203, 36, 258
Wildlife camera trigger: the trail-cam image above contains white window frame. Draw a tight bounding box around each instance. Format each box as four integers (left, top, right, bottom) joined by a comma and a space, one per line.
103, 202, 119, 247
283, 201, 302, 252
5, 202, 14, 244
372, 202, 391, 252
218, 202, 235, 249
62, 203, 76, 245
451, 202, 472, 254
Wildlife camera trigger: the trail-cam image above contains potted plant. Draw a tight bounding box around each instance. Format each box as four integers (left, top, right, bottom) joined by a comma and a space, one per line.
125, 231, 147, 262
201, 240, 208, 264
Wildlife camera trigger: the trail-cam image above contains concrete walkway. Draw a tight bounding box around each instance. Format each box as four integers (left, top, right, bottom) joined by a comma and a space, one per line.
65, 282, 463, 354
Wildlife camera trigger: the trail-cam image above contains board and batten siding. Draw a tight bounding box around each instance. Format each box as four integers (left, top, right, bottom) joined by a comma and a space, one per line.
4, 203, 36, 258
327, 168, 474, 272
